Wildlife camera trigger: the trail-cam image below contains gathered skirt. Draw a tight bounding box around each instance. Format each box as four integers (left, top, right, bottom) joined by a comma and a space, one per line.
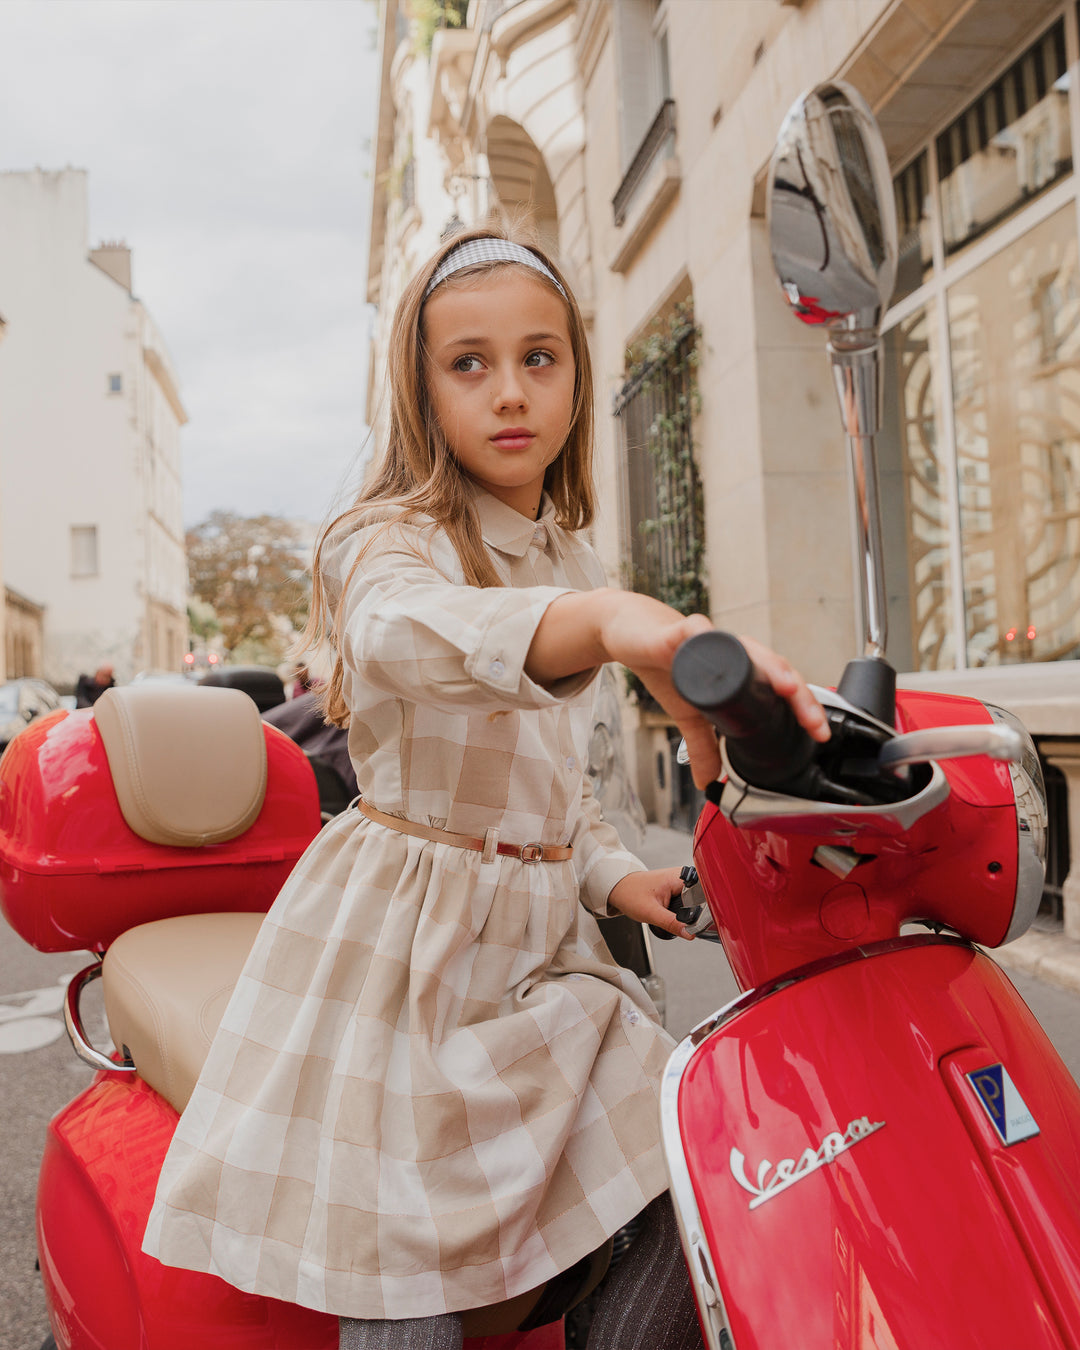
142, 808, 675, 1318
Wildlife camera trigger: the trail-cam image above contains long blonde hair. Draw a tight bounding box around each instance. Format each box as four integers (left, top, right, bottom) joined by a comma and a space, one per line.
302, 224, 596, 726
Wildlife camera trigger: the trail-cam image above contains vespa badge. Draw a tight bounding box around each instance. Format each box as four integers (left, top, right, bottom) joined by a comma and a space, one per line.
730, 1116, 886, 1210
967, 1064, 1039, 1145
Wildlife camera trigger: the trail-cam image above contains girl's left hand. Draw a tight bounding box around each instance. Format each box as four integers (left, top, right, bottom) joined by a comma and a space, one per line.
608, 868, 692, 940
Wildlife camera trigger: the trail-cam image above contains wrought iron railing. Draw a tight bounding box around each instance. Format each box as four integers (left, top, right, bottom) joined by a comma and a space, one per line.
613, 321, 707, 616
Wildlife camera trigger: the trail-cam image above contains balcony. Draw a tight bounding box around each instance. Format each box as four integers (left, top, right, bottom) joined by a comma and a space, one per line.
613, 98, 676, 227
610, 99, 681, 272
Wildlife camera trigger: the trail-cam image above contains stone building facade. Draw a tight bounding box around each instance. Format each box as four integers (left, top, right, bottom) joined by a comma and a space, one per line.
368, 0, 1080, 934
0, 169, 188, 688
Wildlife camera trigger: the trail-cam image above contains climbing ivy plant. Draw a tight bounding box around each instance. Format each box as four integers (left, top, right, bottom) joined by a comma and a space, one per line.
615, 304, 708, 710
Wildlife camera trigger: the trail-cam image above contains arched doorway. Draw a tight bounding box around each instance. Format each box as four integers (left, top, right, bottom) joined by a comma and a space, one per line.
484, 116, 559, 257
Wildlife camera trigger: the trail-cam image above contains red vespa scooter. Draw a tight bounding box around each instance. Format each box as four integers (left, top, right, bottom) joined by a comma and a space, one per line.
0, 683, 569, 1350
657, 82, 1080, 1349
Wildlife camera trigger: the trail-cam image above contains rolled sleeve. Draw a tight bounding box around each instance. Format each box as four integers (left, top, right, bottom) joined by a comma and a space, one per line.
572, 777, 646, 918
336, 524, 595, 713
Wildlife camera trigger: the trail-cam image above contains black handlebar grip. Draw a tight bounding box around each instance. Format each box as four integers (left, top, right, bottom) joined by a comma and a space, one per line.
648, 866, 702, 942
671, 631, 817, 789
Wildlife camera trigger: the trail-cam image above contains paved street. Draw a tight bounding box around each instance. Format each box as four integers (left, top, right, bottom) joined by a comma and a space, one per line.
2, 826, 1080, 1348
1, 932, 99, 1350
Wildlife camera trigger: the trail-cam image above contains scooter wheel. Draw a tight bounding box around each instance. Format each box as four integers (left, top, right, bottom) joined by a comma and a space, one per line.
40, 1336, 57, 1350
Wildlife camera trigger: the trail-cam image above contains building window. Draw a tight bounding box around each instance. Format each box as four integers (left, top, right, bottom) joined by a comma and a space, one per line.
880, 302, 958, 671
611, 0, 675, 225
107, 373, 122, 394
936, 20, 1070, 258
882, 9, 1080, 670
71, 525, 99, 578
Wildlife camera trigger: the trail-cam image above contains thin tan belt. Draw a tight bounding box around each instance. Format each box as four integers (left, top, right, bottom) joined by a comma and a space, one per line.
354, 797, 573, 864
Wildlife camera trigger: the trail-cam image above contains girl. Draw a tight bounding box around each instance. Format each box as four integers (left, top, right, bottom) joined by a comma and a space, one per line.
143, 227, 828, 1349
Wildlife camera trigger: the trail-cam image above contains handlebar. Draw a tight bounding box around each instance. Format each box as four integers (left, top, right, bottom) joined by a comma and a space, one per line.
670, 631, 1016, 809
671, 631, 818, 791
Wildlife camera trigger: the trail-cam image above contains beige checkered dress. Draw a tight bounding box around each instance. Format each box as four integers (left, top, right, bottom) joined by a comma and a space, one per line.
143, 487, 675, 1319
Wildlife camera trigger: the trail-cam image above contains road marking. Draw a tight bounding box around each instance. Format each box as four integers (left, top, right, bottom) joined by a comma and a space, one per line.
0, 978, 70, 1054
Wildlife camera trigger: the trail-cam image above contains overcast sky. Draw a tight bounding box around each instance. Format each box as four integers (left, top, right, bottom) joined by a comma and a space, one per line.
1, 0, 378, 528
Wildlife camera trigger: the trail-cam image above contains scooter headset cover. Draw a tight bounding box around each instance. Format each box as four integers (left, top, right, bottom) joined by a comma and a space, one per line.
424, 237, 567, 300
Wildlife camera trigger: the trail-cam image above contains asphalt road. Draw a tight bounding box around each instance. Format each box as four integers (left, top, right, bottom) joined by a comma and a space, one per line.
1, 932, 100, 1350
3, 826, 1080, 1348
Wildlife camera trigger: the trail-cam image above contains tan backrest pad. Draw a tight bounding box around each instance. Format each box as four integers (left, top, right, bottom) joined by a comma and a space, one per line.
94, 685, 267, 846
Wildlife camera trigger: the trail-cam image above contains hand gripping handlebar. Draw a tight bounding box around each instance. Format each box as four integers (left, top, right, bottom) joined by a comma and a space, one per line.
670, 631, 817, 791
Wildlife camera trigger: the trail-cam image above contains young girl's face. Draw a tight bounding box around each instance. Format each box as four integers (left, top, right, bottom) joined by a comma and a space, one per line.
422, 267, 576, 517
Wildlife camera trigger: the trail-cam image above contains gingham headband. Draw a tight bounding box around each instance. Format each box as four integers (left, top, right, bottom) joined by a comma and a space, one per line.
424, 237, 567, 300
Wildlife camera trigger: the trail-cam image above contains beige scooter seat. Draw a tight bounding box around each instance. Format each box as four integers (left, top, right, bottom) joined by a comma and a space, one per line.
103, 910, 263, 1116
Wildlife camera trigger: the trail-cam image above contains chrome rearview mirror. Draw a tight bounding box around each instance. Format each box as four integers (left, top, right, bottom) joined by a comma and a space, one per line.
767, 82, 898, 691
767, 82, 896, 340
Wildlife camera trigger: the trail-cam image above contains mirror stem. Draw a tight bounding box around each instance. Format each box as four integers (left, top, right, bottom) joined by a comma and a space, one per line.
828, 338, 888, 660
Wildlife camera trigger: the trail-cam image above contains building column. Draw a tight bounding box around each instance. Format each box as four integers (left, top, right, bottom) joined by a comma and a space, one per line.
1039, 740, 1080, 940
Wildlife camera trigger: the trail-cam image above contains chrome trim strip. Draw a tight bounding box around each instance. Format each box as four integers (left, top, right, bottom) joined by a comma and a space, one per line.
986, 705, 1048, 947
63, 962, 136, 1074
719, 748, 949, 835
661, 1010, 740, 1350
1007, 814, 1047, 945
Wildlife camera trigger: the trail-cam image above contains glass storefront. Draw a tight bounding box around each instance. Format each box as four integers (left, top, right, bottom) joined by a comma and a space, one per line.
950, 206, 1080, 665
881, 302, 957, 670
882, 8, 1080, 671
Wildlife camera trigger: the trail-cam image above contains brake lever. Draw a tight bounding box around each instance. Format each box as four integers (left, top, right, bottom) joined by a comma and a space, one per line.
877, 724, 1022, 773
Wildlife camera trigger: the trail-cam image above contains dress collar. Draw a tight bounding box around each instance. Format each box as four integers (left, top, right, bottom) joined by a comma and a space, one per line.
472, 484, 560, 558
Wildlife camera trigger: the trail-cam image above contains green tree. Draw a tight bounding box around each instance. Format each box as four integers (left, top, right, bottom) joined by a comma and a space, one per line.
187, 598, 221, 644
186, 512, 310, 664
411, 0, 467, 54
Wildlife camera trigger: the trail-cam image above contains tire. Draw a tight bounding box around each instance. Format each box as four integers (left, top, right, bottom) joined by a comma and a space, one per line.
40, 1336, 57, 1350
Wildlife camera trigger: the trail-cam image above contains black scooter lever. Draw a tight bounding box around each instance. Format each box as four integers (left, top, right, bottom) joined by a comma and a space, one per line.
649, 866, 701, 942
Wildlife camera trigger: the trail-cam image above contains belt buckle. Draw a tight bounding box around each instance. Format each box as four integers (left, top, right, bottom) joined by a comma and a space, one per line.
519, 842, 545, 863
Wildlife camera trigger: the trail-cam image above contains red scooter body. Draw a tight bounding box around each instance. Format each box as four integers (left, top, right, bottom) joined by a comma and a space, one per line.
38, 1073, 558, 1350
662, 683, 1080, 1348
657, 73, 1080, 1348
1, 692, 562, 1350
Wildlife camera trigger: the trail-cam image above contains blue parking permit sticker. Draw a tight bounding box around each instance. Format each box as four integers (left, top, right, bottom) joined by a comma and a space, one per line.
967, 1064, 1039, 1145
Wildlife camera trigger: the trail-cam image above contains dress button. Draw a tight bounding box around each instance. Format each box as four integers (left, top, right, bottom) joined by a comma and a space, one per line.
489, 658, 505, 678
624, 1007, 641, 1026
566, 756, 575, 771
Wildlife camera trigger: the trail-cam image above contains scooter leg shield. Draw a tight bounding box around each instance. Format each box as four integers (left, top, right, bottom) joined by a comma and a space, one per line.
662, 937, 1080, 1350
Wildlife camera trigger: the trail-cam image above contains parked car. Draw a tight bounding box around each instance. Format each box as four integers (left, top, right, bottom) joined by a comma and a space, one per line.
198, 664, 287, 713
131, 669, 196, 685
0, 677, 62, 752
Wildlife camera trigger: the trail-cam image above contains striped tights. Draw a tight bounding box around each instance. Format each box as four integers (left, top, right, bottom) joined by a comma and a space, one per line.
339, 1193, 704, 1350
